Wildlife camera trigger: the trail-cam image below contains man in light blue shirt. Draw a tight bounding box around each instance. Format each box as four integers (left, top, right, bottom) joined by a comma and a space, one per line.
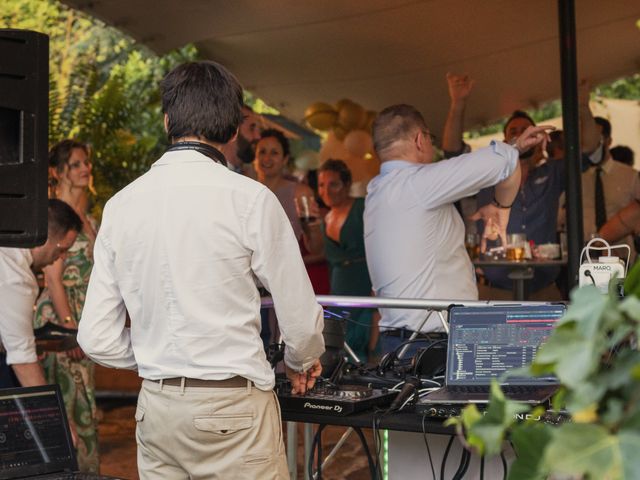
363, 104, 552, 353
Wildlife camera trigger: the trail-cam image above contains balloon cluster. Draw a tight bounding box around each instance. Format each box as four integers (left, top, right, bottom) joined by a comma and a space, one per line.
304, 99, 377, 160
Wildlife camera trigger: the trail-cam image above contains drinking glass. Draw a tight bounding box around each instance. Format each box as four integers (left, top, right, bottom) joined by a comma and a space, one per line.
465, 233, 480, 259
294, 195, 318, 224
506, 233, 526, 261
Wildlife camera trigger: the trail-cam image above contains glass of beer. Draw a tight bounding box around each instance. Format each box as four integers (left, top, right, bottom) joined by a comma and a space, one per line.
506, 233, 526, 261
465, 233, 480, 259
294, 195, 318, 225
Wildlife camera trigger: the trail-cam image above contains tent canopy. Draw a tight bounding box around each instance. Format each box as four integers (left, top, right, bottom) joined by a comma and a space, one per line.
62, 0, 640, 135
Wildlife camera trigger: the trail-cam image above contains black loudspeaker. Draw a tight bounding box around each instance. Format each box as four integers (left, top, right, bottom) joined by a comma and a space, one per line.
0, 29, 49, 247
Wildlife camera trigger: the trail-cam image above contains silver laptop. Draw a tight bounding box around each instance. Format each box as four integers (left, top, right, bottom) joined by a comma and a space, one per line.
421, 304, 565, 405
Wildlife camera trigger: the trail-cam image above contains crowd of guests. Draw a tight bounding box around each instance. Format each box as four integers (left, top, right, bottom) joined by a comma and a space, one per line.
0, 63, 638, 476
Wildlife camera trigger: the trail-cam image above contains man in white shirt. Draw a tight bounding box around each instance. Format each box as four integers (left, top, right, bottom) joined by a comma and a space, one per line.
364, 104, 552, 353
582, 116, 640, 245
78, 61, 324, 479
0, 199, 82, 388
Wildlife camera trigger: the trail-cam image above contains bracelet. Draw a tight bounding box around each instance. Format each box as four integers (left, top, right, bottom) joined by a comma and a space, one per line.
492, 196, 513, 209
63, 315, 73, 324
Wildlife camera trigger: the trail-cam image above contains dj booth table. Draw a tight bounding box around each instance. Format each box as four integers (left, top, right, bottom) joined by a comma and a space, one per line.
263, 295, 540, 479
281, 409, 514, 480
281, 409, 451, 435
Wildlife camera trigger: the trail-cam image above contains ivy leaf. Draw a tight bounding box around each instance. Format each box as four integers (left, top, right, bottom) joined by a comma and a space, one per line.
534, 326, 598, 388
462, 381, 528, 456
543, 424, 618, 478
619, 430, 640, 480
508, 424, 552, 480
561, 286, 607, 337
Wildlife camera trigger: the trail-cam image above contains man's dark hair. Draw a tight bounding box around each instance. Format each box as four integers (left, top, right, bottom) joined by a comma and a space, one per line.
48, 199, 82, 237
503, 110, 536, 135
372, 104, 427, 156
49, 139, 89, 172
319, 159, 352, 185
594, 116, 612, 139
161, 61, 243, 144
610, 145, 634, 167
259, 129, 290, 158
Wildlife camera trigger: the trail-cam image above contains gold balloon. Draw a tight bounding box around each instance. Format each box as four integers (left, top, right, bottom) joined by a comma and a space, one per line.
344, 129, 374, 158
304, 102, 338, 131
364, 110, 377, 133
335, 98, 353, 112
332, 123, 348, 141
338, 101, 366, 131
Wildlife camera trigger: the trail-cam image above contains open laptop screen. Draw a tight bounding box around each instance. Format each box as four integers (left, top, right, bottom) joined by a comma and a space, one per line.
446, 304, 565, 386
0, 385, 76, 479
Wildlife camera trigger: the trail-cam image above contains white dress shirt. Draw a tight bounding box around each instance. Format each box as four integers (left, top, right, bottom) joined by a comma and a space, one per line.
78, 149, 325, 390
582, 157, 640, 240
0, 248, 38, 364
364, 141, 519, 331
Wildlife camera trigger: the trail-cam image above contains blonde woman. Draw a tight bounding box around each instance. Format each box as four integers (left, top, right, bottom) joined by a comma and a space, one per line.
34, 139, 100, 473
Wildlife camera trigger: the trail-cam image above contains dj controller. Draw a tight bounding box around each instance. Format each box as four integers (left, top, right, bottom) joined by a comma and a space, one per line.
276, 379, 397, 416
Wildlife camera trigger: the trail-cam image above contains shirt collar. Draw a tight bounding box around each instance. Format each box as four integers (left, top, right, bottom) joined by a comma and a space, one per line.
380, 159, 420, 175
152, 149, 220, 167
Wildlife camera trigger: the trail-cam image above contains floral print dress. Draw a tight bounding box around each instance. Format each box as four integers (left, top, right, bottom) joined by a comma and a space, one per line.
33, 217, 100, 473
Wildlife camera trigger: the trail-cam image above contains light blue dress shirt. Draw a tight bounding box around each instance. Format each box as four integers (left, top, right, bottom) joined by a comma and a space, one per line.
364, 141, 518, 331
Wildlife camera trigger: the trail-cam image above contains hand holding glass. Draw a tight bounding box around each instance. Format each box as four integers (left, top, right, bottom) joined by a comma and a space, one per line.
294, 195, 319, 224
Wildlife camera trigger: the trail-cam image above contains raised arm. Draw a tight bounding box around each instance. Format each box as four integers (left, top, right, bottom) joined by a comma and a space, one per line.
471, 126, 554, 248
578, 79, 602, 155
442, 73, 474, 155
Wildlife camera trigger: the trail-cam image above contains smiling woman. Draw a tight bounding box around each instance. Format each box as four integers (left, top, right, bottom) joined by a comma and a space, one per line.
33, 139, 101, 473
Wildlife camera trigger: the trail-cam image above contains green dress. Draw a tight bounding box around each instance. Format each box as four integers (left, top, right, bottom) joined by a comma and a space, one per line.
321, 198, 374, 361
33, 219, 100, 473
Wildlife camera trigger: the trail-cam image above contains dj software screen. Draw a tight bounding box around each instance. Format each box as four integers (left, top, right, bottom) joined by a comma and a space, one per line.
447, 306, 564, 385
0, 390, 73, 477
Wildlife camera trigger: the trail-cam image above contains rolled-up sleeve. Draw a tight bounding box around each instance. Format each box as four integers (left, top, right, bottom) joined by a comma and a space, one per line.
1, 283, 37, 365
78, 211, 137, 370
244, 189, 325, 372
411, 141, 519, 209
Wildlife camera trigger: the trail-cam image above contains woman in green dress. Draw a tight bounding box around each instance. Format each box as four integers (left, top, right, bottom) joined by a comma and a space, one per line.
34, 140, 100, 473
317, 159, 379, 362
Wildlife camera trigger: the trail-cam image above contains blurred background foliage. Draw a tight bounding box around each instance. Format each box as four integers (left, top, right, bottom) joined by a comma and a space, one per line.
1, 0, 198, 218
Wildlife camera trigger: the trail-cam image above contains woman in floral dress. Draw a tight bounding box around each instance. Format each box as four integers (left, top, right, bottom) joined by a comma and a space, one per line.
34, 140, 100, 473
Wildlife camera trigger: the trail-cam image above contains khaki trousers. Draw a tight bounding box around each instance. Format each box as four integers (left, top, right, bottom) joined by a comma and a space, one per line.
135, 379, 289, 480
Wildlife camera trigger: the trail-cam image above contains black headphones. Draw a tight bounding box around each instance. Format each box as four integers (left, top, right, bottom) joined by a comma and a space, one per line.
166, 141, 227, 167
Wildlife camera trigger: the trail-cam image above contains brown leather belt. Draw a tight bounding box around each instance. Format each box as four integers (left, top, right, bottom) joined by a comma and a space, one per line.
150, 376, 250, 388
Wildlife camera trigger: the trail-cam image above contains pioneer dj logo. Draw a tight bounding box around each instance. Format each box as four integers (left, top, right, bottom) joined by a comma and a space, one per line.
303, 402, 343, 413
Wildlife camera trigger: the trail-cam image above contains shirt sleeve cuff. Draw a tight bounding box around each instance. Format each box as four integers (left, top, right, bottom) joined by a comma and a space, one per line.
283, 349, 319, 373
490, 140, 520, 181
4, 338, 37, 365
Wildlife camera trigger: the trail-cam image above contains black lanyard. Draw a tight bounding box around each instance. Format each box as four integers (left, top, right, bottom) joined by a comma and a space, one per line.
166, 141, 227, 167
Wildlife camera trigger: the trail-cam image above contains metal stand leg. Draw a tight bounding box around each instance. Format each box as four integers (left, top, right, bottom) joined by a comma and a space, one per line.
312, 428, 354, 480
287, 422, 298, 480
303, 423, 314, 480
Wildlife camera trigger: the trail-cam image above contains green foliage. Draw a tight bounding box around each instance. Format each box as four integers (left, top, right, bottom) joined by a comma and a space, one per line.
1, 0, 198, 218
456, 261, 640, 479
